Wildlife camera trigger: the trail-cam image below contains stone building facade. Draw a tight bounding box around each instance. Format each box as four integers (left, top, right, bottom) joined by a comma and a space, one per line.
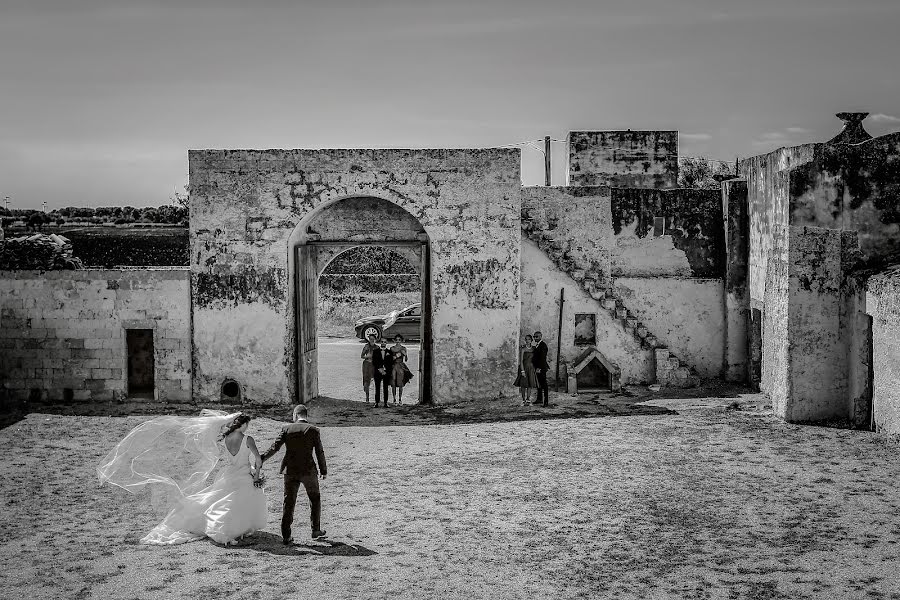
2, 115, 899, 436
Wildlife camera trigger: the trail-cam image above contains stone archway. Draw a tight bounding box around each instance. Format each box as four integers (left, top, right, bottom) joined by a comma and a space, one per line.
290, 196, 432, 404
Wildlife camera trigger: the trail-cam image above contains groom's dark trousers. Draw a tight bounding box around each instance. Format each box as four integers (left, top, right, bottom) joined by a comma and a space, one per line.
261, 420, 328, 541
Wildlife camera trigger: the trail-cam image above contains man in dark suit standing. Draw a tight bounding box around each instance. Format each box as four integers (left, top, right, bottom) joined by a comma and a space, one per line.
371, 341, 390, 407
261, 404, 327, 544
531, 330, 550, 407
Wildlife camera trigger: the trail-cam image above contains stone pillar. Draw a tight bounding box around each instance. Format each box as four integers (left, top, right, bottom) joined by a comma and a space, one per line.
782, 226, 848, 422
721, 179, 750, 382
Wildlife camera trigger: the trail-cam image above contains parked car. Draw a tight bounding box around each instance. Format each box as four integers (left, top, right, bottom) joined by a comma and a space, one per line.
354, 303, 422, 341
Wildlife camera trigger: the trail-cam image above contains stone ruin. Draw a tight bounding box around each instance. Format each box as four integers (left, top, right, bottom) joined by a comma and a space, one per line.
2, 114, 899, 435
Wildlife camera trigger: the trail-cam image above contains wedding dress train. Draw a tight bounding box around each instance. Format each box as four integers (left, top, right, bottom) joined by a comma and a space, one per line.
140, 435, 268, 545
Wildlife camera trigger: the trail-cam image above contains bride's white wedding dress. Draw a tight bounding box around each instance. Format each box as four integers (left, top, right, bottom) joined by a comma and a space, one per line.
140, 435, 268, 545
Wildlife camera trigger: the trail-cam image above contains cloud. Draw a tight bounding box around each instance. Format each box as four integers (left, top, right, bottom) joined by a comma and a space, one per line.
758, 132, 788, 141
870, 113, 900, 123
679, 133, 712, 142
786, 127, 811, 134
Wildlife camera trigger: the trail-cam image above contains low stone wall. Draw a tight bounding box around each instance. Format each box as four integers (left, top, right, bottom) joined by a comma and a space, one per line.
0, 268, 190, 403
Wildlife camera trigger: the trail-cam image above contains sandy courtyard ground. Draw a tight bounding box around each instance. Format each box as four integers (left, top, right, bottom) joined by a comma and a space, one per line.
1, 391, 899, 600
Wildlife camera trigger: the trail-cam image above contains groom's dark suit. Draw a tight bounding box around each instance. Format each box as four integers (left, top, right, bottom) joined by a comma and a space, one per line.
261, 420, 327, 542
531, 340, 550, 406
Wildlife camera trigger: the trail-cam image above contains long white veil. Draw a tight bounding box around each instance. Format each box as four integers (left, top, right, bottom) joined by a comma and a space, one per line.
97, 409, 239, 497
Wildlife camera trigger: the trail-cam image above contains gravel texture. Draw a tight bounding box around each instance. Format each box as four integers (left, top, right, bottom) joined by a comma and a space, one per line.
1, 390, 899, 600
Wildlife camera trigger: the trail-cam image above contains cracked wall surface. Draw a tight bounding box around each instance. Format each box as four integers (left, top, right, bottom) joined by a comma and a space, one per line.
0, 268, 191, 403
189, 149, 521, 405
867, 268, 900, 434
567, 131, 678, 189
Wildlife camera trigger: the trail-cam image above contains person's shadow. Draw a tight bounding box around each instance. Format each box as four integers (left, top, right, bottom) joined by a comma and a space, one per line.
234, 531, 377, 557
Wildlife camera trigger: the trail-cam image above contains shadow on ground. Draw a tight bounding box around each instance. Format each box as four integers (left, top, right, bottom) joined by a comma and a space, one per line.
0, 381, 756, 430
218, 532, 378, 557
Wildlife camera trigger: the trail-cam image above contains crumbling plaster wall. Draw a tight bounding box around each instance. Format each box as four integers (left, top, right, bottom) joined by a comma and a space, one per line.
781, 227, 855, 421
0, 268, 191, 403
741, 143, 819, 305
866, 268, 900, 434
612, 277, 724, 378
189, 149, 521, 405
521, 186, 613, 284
567, 131, 678, 189
610, 188, 725, 278
790, 133, 900, 262
520, 236, 655, 385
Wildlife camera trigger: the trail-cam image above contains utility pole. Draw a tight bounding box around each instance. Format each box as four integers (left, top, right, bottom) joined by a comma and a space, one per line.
544, 136, 551, 186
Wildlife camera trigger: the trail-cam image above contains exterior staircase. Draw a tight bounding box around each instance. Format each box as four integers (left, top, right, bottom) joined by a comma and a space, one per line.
521, 208, 699, 388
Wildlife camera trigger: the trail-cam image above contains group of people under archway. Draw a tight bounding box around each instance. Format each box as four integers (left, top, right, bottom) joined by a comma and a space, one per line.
360, 333, 414, 406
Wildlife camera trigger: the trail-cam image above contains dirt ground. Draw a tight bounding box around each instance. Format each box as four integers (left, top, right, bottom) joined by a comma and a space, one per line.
1, 387, 899, 600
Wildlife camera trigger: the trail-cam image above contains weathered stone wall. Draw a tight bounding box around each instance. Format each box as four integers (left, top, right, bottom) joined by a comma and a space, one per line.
567, 131, 678, 189
519, 236, 655, 385
781, 227, 850, 421
0, 268, 191, 403
521, 186, 614, 285
612, 277, 725, 378
790, 133, 900, 263
722, 179, 750, 381
610, 188, 725, 278
189, 149, 521, 405
866, 267, 900, 434
741, 143, 819, 305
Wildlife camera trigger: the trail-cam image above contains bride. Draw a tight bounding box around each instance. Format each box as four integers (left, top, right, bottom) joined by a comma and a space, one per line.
97, 410, 268, 545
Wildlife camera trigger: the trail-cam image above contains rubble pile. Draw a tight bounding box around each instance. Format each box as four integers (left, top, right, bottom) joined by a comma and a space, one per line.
0, 233, 84, 270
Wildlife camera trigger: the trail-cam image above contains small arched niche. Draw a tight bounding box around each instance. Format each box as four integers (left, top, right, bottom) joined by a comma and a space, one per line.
567, 347, 621, 393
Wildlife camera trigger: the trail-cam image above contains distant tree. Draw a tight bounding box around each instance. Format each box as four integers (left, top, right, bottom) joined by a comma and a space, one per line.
171, 185, 189, 210
26, 212, 47, 232
678, 157, 737, 189
55, 217, 66, 226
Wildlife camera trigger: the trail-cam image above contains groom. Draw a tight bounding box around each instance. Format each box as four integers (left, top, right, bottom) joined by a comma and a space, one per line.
261, 404, 327, 544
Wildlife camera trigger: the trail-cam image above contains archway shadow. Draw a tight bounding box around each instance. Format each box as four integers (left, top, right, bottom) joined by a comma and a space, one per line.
230, 531, 377, 557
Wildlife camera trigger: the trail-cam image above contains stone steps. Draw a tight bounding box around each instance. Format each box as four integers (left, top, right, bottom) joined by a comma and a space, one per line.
521, 209, 699, 388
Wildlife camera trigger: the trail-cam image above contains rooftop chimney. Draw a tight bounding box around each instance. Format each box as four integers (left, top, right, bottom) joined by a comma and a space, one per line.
827, 112, 872, 145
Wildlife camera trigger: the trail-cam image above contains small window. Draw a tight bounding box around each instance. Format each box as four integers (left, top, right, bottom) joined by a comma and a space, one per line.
407, 306, 421, 317
653, 216, 666, 237
574, 313, 597, 346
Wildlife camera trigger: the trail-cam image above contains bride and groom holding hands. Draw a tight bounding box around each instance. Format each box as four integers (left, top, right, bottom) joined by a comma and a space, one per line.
98, 404, 328, 547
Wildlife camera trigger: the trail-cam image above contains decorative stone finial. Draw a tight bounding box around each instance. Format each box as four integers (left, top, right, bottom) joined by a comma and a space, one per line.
827, 112, 872, 145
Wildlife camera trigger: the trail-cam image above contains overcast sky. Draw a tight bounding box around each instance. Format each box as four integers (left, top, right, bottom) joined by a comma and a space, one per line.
2, 0, 899, 208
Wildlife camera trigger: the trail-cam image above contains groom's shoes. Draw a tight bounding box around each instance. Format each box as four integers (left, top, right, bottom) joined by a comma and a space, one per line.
283, 537, 293, 546
311, 529, 327, 539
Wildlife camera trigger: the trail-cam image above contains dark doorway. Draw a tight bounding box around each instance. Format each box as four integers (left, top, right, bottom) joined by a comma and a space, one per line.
748, 308, 762, 391
864, 314, 875, 431
126, 329, 155, 398
576, 358, 612, 391
296, 241, 432, 405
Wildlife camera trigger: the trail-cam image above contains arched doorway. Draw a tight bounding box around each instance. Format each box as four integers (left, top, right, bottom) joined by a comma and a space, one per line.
290, 196, 432, 404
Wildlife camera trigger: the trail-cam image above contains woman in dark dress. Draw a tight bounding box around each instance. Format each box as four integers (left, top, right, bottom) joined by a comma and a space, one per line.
517, 334, 537, 406
389, 334, 413, 404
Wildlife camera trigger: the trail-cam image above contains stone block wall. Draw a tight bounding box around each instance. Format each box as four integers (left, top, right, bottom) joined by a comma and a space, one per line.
0, 268, 191, 403
190, 149, 521, 405
567, 131, 678, 189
